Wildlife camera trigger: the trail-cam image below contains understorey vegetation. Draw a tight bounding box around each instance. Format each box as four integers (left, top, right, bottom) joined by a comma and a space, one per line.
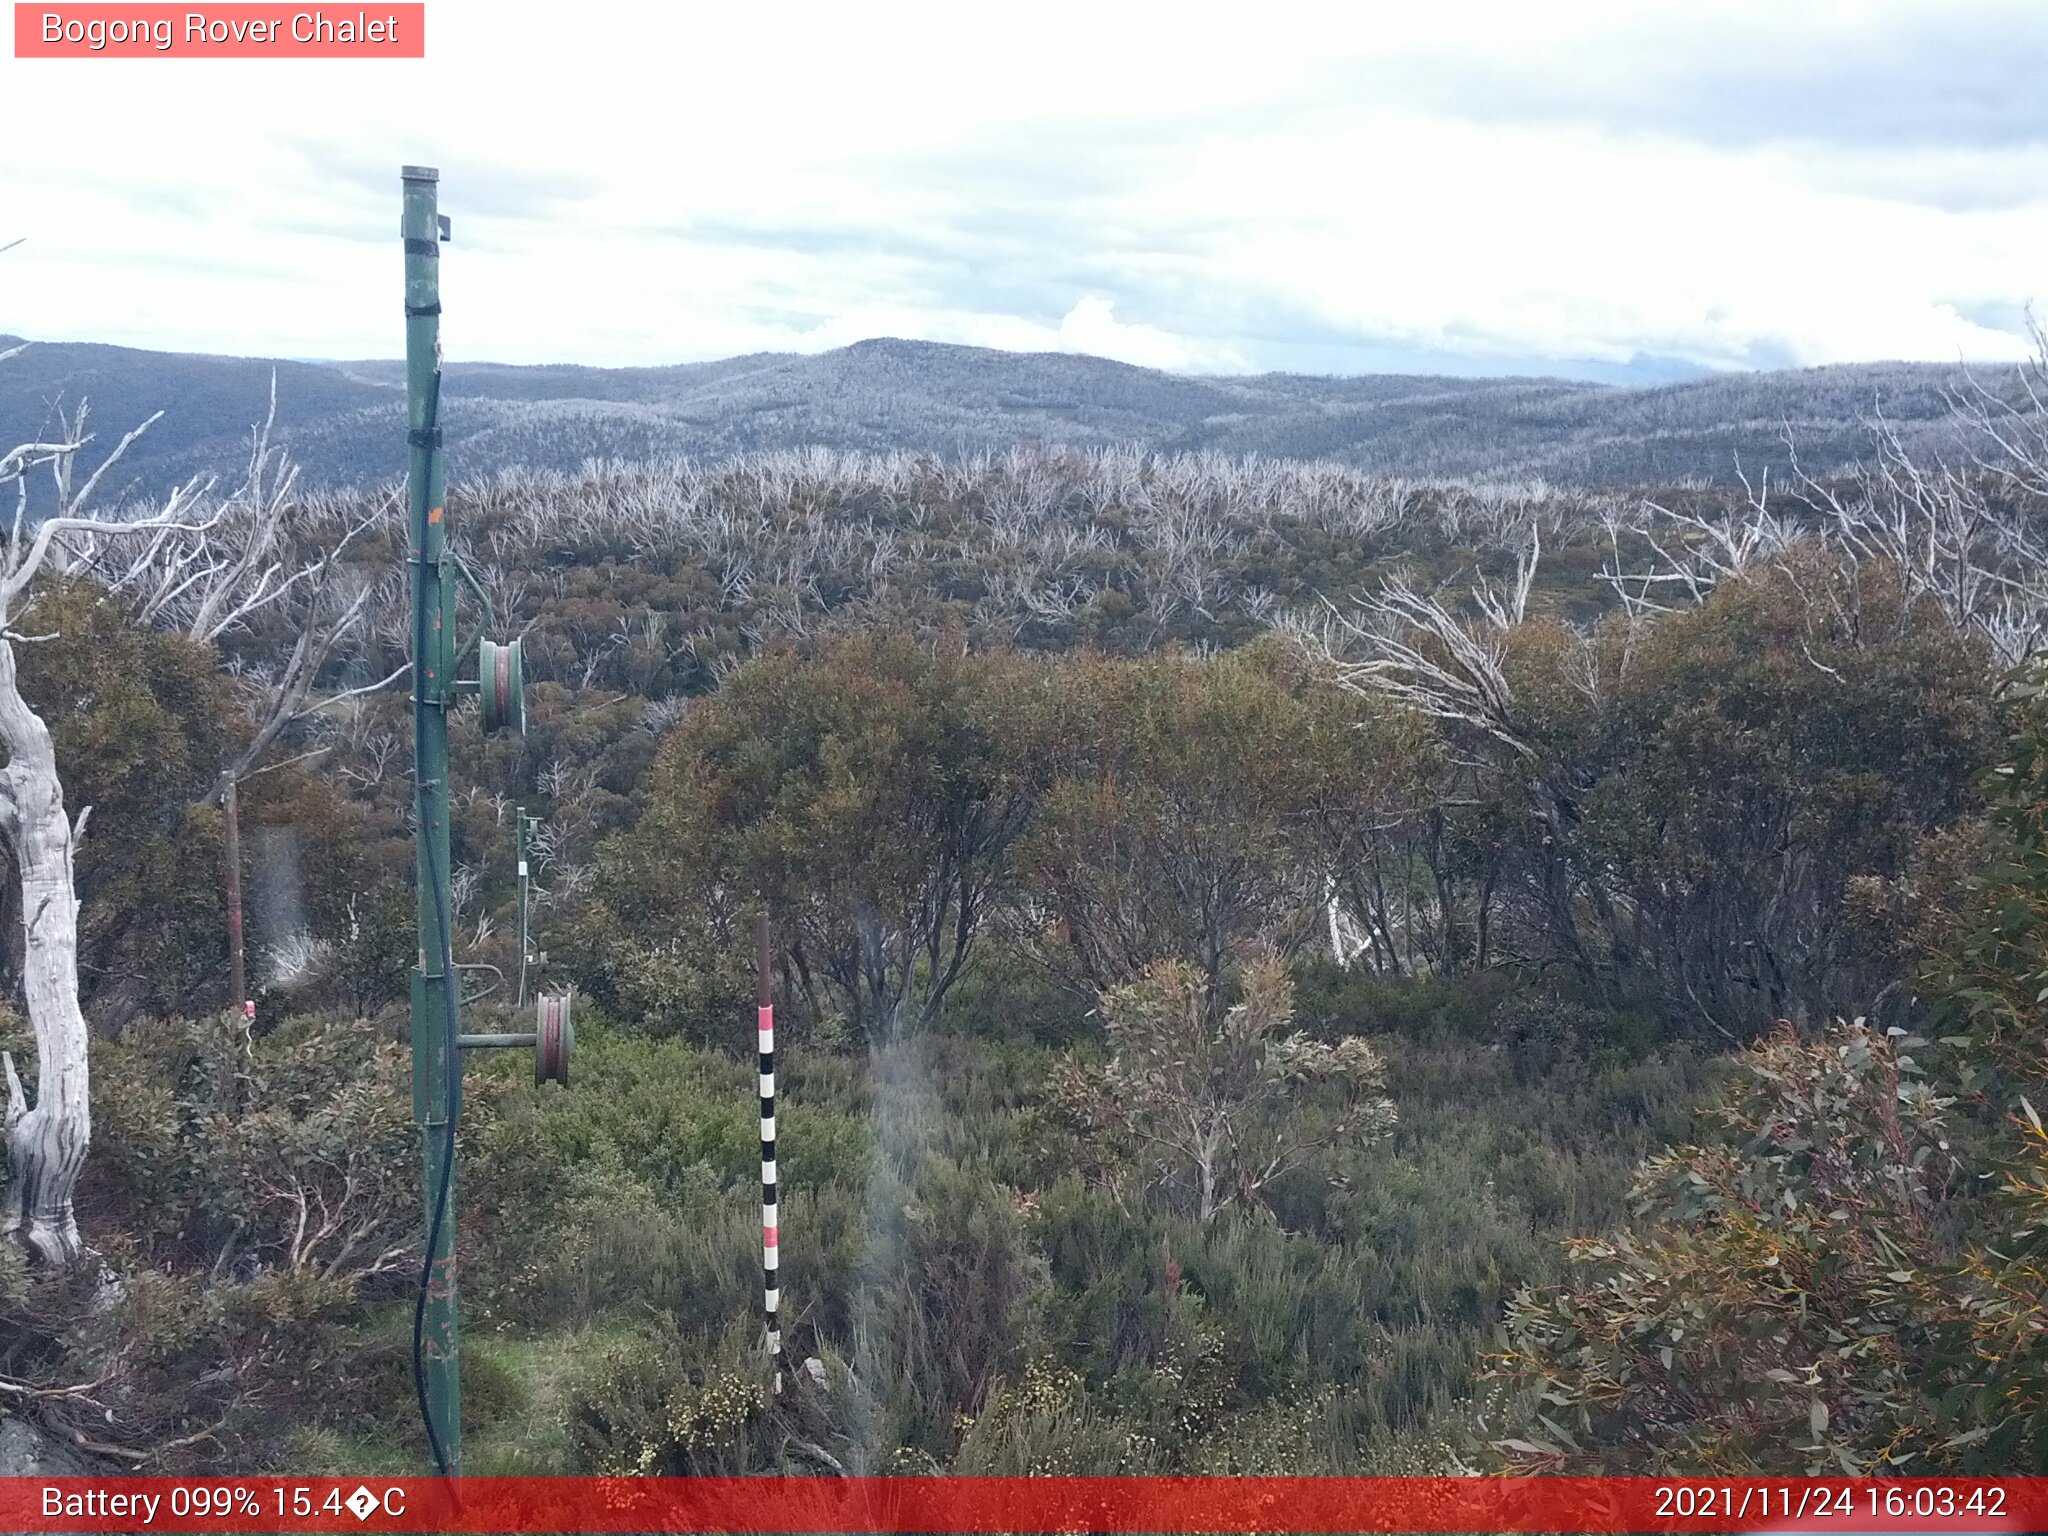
3, 347, 2048, 1473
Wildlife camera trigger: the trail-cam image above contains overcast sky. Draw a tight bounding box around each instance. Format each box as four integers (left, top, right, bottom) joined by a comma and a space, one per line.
5, 0, 2046, 379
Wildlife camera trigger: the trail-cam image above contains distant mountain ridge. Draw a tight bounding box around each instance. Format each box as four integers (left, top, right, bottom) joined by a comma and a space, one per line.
0, 333, 2015, 506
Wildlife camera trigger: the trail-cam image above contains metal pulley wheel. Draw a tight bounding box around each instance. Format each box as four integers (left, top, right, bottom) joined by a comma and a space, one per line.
480, 637, 526, 736
535, 991, 573, 1086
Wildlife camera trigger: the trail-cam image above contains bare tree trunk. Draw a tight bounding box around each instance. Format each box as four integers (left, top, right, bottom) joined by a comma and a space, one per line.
1195, 1120, 1223, 1224
0, 362, 267, 1271
0, 639, 90, 1266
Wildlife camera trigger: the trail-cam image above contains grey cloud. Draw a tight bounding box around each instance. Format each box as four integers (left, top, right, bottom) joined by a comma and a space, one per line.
1947, 296, 2035, 339
1318, 3, 2048, 154
667, 219, 903, 261
275, 139, 604, 239
1793, 145, 2048, 212
644, 201, 1207, 325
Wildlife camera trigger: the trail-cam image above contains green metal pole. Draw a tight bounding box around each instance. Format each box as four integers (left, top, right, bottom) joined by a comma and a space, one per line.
402, 163, 461, 1476
515, 807, 529, 1008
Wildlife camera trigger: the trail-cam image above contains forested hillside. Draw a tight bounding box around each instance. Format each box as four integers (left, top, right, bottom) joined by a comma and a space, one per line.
2, 350, 2047, 1479
1, 333, 2028, 509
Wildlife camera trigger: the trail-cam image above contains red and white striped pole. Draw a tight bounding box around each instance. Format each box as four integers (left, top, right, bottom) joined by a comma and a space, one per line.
756, 912, 781, 1394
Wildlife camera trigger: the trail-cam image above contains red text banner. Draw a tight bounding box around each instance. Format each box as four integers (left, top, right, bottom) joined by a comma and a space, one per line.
7, 1477, 2048, 1533
14, 4, 424, 57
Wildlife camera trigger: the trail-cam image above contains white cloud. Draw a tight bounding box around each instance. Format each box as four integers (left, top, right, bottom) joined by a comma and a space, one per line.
1, 0, 2041, 374
1053, 297, 1246, 372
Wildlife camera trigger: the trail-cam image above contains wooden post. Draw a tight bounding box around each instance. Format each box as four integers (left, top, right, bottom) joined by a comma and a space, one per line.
223, 779, 246, 1015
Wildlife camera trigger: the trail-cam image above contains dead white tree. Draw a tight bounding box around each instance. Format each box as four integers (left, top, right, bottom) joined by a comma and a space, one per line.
1610, 338, 2048, 669
0, 368, 220, 1265
53, 380, 406, 806
1623, 465, 1799, 611
1317, 530, 1546, 770
1297, 530, 1622, 986
1787, 406, 2048, 667
52, 386, 406, 1019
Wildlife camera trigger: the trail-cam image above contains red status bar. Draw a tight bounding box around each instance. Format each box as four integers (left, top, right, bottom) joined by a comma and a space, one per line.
13, 1476, 2048, 1533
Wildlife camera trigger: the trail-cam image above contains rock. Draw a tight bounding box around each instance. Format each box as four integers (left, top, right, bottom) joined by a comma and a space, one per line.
0, 1414, 97, 1476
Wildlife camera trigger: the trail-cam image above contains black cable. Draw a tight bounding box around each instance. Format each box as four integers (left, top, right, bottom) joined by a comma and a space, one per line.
410, 364, 461, 1479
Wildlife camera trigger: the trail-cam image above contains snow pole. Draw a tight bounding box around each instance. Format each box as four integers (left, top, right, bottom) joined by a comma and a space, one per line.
757, 911, 782, 1393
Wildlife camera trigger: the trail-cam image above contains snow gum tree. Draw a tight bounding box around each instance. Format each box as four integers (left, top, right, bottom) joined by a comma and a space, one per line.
0, 355, 217, 1265
1059, 957, 1397, 1223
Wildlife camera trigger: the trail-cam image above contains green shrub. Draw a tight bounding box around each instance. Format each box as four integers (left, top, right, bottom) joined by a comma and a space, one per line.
89, 1011, 416, 1287
1291, 960, 1511, 1040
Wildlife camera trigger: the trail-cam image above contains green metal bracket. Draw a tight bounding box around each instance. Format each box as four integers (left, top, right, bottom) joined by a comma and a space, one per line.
447, 547, 497, 674
456, 991, 573, 1085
